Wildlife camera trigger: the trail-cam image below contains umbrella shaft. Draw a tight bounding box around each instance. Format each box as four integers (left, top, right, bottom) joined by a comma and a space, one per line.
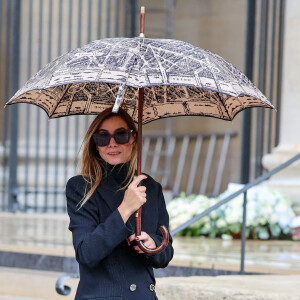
137, 88, 143, 176
135, 88, 144, 236
136, 5, 145, 237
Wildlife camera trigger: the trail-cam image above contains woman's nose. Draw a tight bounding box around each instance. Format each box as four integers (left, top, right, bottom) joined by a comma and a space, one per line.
108, 136, 118, 146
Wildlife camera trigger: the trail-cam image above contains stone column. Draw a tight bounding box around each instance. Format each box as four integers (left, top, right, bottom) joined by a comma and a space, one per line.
262, 0, 300, 213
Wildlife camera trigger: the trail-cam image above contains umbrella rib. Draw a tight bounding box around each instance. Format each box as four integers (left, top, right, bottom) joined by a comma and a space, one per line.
112, 56, 138, 113
65, 86, 75, 116
215, 92, 231, 121
48, 84, 71, 117
83, 84, 93, 114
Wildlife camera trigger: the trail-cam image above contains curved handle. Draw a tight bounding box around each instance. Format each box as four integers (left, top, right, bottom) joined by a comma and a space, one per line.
55, 274, 79, 295
136, 225, 169, 254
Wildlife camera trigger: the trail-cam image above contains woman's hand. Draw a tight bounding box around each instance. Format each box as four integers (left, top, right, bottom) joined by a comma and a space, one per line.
127, 232, 156, 253
118, 174, 147, 223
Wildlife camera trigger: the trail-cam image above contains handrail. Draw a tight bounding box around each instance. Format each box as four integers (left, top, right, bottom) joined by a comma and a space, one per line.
170, 152, 300, 273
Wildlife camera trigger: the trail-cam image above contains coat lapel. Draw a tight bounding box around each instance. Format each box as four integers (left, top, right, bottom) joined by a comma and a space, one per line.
95, 174, 135, 233
96, 175, 124, 212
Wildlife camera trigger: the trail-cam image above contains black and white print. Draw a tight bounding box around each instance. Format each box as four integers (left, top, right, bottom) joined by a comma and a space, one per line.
7, 37, 274, 123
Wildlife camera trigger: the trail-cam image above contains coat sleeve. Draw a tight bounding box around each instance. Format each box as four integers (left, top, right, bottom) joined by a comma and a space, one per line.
66, 176, 132, 268
147, 183, 174, 269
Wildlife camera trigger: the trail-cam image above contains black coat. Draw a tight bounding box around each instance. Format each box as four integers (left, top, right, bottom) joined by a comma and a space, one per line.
66, 172, 174, 300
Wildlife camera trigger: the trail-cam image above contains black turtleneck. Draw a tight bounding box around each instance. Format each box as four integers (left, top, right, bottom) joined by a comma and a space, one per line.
101, 162, 131, 187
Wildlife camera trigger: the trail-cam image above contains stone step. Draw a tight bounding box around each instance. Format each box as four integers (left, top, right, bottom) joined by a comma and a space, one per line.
1, 267, 300, 300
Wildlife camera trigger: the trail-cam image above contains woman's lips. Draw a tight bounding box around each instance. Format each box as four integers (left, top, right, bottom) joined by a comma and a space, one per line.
107, 152, 121, 156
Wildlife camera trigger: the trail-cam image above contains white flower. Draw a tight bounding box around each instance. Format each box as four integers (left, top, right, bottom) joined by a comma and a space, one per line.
202, 216, 210, 223
216, 219, 226, 228
221, 234, 233, 240
226, 212, 239, 224
168, 183, 295, 239
268, 214, 278, 224
170, 214, 191, 229
204, 222, 211, 231
210, 210, 217, 219
277, 213, 292, 228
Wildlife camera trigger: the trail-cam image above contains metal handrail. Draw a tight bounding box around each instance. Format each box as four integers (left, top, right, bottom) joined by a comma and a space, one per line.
170, 153, 300, 274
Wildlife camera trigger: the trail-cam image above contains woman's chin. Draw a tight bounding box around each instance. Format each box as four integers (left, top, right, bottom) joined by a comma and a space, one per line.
104, 156, 126, 165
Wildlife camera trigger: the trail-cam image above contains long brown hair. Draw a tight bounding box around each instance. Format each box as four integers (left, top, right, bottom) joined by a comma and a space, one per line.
79, 107, 138, 206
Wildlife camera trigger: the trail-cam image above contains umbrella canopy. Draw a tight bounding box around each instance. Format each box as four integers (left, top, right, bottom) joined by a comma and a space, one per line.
7, 37, 273, 123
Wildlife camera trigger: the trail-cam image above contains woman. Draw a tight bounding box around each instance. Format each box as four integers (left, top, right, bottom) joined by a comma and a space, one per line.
66, 107, 174, 300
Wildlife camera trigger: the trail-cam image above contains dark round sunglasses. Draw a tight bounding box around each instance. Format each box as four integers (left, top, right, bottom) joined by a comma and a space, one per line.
92, 129, 134, 147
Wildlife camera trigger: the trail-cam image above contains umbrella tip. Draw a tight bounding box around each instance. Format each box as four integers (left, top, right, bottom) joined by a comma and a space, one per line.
139, 6, 146, 38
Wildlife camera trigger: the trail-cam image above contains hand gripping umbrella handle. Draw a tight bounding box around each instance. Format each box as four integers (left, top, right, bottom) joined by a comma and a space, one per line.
135, 207, 169, 254
136, 226, 169, 254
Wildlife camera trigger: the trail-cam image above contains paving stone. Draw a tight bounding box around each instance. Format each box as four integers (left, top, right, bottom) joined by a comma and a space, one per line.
156, 276, 300, 300
1, 268, 300, 300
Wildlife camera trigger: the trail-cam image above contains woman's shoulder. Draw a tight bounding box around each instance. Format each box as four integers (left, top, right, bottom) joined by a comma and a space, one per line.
142, 173, 162, 189
66, 175, 89, 191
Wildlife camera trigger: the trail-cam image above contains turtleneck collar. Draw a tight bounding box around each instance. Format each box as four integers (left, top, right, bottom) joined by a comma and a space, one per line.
101, 161, 131, 186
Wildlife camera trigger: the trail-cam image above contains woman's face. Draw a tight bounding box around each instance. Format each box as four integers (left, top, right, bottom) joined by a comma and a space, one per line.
96, 116, 135, 165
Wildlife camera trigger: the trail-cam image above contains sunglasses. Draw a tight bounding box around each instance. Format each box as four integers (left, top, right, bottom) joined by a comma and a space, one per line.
92, 129, 134, 147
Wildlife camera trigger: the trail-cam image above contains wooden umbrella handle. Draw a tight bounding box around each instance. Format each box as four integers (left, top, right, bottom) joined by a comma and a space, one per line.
135, 208, 169, 254
135, 87, 169, 254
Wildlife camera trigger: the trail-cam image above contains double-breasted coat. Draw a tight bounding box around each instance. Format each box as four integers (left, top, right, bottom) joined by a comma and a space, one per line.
66, 169, 174, 300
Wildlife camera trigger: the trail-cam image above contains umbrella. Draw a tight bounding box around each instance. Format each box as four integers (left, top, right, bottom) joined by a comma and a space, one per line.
6, 7, 274, 254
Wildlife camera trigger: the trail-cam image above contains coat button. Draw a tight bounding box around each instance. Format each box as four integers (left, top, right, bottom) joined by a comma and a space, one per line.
149, 284, 155, 291
129, 284, 136, 291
